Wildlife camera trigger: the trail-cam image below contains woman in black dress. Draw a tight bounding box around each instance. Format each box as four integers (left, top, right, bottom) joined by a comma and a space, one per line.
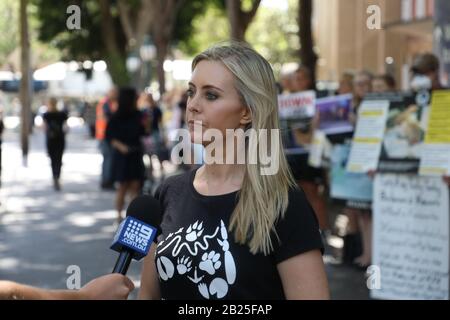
106, 87, 146, 223
43, 98, 68, 191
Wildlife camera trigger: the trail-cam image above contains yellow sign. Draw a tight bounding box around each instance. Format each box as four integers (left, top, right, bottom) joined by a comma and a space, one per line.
425, 90, 450, 144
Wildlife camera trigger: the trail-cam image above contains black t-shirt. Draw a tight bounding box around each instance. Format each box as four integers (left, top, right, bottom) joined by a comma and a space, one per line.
43, 111, 67, 140
153, 168, 323, 300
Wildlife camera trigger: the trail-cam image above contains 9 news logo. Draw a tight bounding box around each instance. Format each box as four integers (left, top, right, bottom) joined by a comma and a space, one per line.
122, 219, 154, 251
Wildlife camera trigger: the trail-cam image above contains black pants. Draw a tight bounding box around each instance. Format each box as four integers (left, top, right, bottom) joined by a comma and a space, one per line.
47, 139, 65, 180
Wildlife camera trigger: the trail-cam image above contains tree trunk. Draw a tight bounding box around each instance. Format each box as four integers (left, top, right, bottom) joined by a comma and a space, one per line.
150, 0, 187, 96
19, 0, 31, 166
298, 0, 318, 87
154, 37, 168, 97
226, 0, 261, 42
99, 0, 129, 86
117, 0, 154, 51
227, 0, 244, 41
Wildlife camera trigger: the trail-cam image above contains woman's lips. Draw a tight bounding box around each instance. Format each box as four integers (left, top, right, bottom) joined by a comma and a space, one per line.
188, 120, 205, 129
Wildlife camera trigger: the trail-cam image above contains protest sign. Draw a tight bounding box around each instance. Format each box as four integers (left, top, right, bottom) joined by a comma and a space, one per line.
316, 94, 354, 135
372, 174, 449, 300
419, 90, 450, 176
330, 143, 373, 202
346, 100, 390, 173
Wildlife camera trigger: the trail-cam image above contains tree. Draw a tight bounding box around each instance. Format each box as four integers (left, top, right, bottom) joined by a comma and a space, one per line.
34, 0, 210, 90
99, 0, 130, 86
226, 0, 261, 42
298, 0, 317, 86
20, 0, 32, 165
149, 0, 187, 96
34, 0, 129, 85
117, 0, 153, 52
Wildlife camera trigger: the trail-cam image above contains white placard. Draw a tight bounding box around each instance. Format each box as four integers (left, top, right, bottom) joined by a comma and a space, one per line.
420, 144, 450, 176
278, 90, 316, 120
372, 174, 449, 300
308, 130, 328, 168
346, 100, 390, 173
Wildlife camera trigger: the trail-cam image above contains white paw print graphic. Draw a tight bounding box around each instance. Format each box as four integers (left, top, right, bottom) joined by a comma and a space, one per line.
199, 251, 221, 275
198, 283, 209, 299
186, 221, 203, 242
176, 256, 192, 275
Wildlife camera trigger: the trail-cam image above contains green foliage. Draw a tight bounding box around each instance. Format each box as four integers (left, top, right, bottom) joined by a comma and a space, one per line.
247, 0, 299, 74
33, 0, 125, 61
177, 3, 230, 56
32, 0, 128, 84
179, 0, 299, 75
0, 0, 19, 64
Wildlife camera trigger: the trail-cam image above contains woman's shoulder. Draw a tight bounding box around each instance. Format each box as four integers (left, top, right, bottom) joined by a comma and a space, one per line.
287, 186, 309, 206
271, 186, 323, 262
281, 186, 320, 226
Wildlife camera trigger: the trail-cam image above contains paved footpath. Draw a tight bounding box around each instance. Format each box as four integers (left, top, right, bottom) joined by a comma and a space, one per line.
0, 124, 144, 298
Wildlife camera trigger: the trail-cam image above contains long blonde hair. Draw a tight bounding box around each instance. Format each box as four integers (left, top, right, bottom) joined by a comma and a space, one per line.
192, 42, 297, 255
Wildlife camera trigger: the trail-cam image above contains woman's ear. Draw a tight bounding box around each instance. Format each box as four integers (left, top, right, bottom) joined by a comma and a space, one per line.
240, 106, 252, 126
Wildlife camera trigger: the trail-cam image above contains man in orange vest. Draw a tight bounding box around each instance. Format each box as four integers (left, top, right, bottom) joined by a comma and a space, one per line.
97, 87, 118, 190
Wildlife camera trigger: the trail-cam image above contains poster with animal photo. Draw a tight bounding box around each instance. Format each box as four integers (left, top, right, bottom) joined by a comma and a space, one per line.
366, 91, 430, 173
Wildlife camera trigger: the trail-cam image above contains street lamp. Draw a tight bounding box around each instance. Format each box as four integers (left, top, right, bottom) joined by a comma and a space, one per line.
126, 54, 141, 74
126, 51, 141, 89
140, 35, 156, 91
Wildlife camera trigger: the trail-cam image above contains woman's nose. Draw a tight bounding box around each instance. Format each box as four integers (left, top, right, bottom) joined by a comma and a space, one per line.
187, 96, 201, 114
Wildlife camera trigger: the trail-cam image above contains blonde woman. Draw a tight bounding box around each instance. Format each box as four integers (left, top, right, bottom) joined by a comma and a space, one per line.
139, 42, 329, 300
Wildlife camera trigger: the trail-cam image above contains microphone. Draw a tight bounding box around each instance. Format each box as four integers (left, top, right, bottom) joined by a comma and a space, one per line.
110, 195, 162, 275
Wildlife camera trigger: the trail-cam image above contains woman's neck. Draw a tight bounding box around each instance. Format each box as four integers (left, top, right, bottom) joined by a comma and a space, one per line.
195, 164, 245, 195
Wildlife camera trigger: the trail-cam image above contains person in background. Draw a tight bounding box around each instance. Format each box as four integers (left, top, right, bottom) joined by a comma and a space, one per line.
372, 74, 396, 93
410, 53, 449, 187
106, 88, 146, 224
340, 70, 374, 267
280, 71, 297, 94
139, 92, 165, 174
411, 53, 444, 91
337, 72, 354, 95
352, 70, 374, 113
96, 87, 118, 190
43, 98, 68, 191
81, 99, 96, 138
0, 274, 133, 300
354, 74, 397, 269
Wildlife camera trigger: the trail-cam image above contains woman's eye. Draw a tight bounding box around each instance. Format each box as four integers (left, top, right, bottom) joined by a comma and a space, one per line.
186, 89, 194, 97
206, 92, 218, 100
